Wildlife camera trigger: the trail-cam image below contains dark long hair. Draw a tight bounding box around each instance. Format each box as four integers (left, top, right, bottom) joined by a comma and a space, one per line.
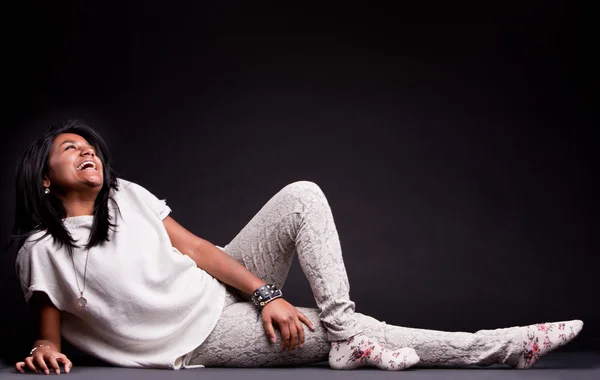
8, 120, 120, 254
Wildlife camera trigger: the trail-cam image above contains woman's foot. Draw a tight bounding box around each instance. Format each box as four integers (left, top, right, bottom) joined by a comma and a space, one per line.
329, 332, 420, 370
516, 320, 584, 369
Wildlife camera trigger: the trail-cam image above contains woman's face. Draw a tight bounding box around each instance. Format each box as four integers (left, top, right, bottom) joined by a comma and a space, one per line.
42, 133, 104, 193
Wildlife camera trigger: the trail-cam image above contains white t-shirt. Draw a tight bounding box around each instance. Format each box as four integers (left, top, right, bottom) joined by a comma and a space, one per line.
15, 178, 226, 369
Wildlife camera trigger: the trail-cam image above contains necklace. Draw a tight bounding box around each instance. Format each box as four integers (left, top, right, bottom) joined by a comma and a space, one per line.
70, 248, 90, 307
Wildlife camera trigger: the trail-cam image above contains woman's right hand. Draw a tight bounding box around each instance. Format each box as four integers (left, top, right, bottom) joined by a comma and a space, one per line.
15, 346, 72, 375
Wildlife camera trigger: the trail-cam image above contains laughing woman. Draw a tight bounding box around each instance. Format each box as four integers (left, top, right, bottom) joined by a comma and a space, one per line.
10, 120, 582, 375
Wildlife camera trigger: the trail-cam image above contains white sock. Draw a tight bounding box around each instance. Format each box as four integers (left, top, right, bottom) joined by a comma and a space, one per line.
329, 332, 420, 370
516, 319, 584, 369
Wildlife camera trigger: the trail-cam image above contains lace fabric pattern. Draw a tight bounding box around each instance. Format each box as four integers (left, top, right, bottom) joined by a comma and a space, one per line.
185, 181, 523, 368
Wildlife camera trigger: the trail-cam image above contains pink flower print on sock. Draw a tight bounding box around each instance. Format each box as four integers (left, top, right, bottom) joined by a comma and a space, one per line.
516, 320, 584, 369
329, 332, 420, 370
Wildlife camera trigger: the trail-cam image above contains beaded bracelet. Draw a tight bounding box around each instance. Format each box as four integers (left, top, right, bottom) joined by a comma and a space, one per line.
30, 344, 51, 355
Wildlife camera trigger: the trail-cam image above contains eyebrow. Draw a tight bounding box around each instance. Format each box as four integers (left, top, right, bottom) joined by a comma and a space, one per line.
59, 140, 94, 148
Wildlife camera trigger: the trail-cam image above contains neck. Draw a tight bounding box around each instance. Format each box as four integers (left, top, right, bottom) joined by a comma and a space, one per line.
55, 190, 99, 217
64, 202, 96, 217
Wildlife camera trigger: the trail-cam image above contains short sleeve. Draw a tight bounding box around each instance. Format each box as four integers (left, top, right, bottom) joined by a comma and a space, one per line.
15, 239, 67, 310
122, 180, 172, 220
15, 246, 34, 301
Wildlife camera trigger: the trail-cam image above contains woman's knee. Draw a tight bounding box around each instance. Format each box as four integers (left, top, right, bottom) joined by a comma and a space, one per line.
277, 181, 328, 212
281, 180, 324, 197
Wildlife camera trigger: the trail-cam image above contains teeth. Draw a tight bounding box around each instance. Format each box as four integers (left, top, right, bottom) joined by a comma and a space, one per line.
77, 161, 96, 170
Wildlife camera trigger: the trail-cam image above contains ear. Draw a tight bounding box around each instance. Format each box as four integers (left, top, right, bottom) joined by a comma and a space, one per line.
42, 175, 50, 188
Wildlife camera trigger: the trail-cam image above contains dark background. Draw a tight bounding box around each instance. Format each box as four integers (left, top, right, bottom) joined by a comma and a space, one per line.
1, 0, 598, 365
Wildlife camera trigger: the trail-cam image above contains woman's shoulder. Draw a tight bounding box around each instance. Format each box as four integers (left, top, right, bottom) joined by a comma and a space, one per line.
16, 230, 54, 261
112, 178, 170, 218
112, 178, 141, 199
23, 230, 53, 248
113, 178, 162, 201
113, 178, 150, 194
114, 177, 133, 191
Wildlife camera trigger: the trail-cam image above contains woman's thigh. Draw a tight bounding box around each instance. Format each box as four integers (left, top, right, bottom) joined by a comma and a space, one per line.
187, 302, 332, 367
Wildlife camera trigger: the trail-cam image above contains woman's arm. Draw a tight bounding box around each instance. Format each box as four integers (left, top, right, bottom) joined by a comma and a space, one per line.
163, 215, 316, 352
15, 292, 72, 374
31, 291, 62, 352
162, 216, 266, 294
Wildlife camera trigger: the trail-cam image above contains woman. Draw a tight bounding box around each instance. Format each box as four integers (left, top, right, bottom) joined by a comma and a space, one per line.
11, 120, 583, 374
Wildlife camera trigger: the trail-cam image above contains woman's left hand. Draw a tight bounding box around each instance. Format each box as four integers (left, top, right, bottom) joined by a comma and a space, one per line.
261, 298, 316, 352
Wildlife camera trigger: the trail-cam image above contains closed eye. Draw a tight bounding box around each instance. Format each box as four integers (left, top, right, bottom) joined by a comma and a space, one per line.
65, 145, 76, 150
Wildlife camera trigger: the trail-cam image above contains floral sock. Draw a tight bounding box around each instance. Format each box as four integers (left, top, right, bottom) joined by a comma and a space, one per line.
516, 320, 584, 369
329, 332, 420, 370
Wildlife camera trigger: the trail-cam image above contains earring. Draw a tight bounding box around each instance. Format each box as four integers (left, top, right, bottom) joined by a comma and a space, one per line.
44, 187, 50, 195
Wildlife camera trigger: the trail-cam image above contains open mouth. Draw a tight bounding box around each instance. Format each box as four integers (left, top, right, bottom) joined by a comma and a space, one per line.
77, 160, 97, 171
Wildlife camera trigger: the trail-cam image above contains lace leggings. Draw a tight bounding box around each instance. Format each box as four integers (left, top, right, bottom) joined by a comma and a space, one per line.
185, 181, 524, 368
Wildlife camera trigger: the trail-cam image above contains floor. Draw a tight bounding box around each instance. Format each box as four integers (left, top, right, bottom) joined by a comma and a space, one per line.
1, 351, 598, 380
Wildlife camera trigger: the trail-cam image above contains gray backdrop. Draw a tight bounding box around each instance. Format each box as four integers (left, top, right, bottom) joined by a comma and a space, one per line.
2, 1, 597, 366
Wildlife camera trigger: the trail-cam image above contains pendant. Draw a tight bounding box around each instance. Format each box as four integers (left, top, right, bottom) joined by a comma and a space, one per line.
77, 296, 87, 307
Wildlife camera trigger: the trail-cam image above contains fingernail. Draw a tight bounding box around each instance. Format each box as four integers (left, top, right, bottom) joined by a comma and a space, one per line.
56, 369, 60, 374
271, 338, 276, 343
45, 369, 50, 375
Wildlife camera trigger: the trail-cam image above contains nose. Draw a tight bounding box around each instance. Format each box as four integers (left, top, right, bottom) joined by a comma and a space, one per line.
82, 146, 95, 157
